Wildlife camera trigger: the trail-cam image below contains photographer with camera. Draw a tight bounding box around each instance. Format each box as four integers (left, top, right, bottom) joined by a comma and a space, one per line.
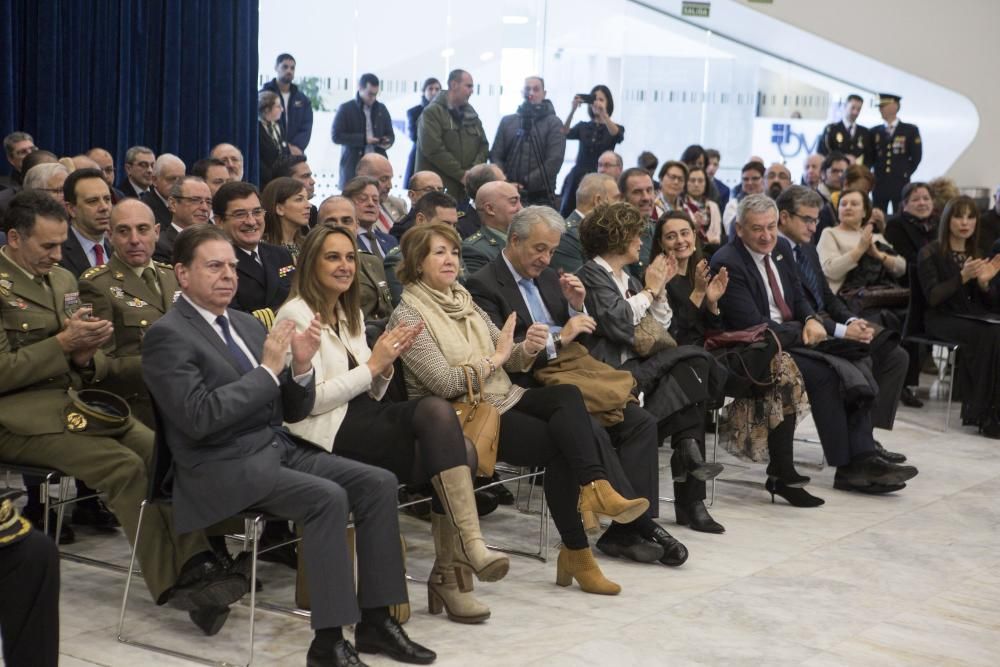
490, 76, 565, 207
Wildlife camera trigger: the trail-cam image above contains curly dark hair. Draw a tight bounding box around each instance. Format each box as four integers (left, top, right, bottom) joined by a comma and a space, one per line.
579, 202, 647, 260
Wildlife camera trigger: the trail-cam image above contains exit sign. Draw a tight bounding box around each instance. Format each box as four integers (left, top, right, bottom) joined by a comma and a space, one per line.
681, 1, 710, 17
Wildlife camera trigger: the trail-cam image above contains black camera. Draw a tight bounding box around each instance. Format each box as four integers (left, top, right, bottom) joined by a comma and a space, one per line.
577, 93, 595, 104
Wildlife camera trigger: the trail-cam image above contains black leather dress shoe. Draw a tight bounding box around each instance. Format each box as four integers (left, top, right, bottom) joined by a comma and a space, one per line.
833, 477, 907, 494
646, 524, 689, 566
849, 456, 918, 486
23, 506, 75, 545
596, 527, 664, 563
874, 441, 907, 464
227, 551, 263, 592
189, 606, 230, 636
72, 498, 120, 532
355, 616, 436, 665
307, 639, 368, 667
900, 386, 924, 408
169, 556, 250, 611
675, 501, 725, 534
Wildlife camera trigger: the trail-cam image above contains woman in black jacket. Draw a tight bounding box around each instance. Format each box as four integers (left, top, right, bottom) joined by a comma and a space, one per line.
916, 196, 1000, 437
258, 91, 290, 186
405, 78, 441, 186
577, 203, 728, 533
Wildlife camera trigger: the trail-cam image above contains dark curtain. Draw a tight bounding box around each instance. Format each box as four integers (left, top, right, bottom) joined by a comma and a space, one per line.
0, 0, 259, 184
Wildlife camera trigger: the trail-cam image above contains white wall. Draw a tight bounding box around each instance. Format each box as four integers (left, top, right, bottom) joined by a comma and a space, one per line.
742, 0, 1000, 190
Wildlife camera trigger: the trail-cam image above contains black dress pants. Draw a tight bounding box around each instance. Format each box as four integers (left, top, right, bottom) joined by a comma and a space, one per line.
0, 528, 60, 667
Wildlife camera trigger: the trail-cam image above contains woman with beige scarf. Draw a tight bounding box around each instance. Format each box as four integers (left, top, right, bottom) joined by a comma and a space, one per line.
388, 223, 650, 598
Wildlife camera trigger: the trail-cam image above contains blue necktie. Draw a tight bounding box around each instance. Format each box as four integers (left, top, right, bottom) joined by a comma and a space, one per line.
519, 278, 560, 333
216, 315, 255, 374
794, 246, 824, 311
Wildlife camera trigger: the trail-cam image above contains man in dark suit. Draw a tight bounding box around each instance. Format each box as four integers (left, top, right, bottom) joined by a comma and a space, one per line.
60, 168, 113, 278
142, 224, 434, 666
342, 176, 398, 258
467, 205, 688, 567
711, 194, 918, 494
818, 94, 874, 165
213, 181, 295, 321
776, 186, 912, 456
119, 146, 156, 199
140, 154, 185, 229
331, 73, 395, 189
153, 176, 212, 262
870, 93, 922, 214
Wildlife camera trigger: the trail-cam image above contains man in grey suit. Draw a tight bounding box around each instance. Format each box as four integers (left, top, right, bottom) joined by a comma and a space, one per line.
141, 224, 435, 667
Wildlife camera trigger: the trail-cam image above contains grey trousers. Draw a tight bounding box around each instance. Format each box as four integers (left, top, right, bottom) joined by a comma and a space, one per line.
250, 435, 407, 629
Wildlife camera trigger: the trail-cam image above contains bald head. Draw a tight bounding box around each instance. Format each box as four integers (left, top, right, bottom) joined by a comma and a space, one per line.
86, 148, 116, 186
476, 181, 522, 232
575, 173, 619, 213
407, 171, 444, 207
109, 198, 159, 268
71, 155, 100, 172
356, 153, 393, 201
318, 196, 357, 234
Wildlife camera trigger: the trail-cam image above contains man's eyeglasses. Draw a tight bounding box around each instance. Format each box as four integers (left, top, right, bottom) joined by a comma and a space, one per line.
128, 161, 154, 170
174, 196, 213, 207
226, 208, 266, 222
791, 212, 819, 226
411, 186, 445, 194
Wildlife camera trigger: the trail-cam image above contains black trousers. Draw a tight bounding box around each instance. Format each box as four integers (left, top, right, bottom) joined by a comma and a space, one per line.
600, 403, 659, 518
0, 528, 60, 667
499, 385, 606, 550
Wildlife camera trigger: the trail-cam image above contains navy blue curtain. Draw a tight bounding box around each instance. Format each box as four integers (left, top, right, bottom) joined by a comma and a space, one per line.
0, 0, 259, 184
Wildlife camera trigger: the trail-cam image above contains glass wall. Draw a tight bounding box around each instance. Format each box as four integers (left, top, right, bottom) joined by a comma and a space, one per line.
258, 0, 950, 203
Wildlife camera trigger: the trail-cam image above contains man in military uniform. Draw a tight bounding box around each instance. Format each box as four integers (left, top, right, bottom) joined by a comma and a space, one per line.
462, 181, 522, 275
79, 199, 179, 427
0, 191, 249, 633
384, 191, 461, 303
551, 172, 619, 274
818, 94, 874, 164
870, 93, 922, 214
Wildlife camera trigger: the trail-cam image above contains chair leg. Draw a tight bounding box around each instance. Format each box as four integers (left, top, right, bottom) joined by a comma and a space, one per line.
247, 515, 263, 667
55, 476, 70, 541
708, 407, 720, 508
945, 347, 957, 431
117, 500, 148, 639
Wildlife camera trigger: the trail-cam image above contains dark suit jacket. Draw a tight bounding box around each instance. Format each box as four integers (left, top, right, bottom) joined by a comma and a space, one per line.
819, 121, 874, 164
59, 228, 111, 278
140, 190, 172, 229
786, 238, 856, 335
884, 213, 935, 284
152, 224, 179, 263
917, 241, 999, 320
978, 209, 1000, 257
231, 242, 295, 314
871, 121, 922, 181
118, 180, 143, 199
331, 94, 395, 188
709, 236, 814, 343
141, 296, 316, 532
258, 120, 289, 185
466, 256, 570, 375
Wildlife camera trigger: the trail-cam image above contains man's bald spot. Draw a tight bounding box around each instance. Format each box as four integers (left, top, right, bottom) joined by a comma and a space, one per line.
475, 180, 510, 210
111, 197, 156, 225
86, 148, 113, 162
211, 143, 242, 158
356, 153, 392, 175
409, 171, 442, 190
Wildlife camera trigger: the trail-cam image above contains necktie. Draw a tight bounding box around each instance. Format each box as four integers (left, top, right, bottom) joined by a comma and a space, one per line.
250, 250, 262, 266
364, 231, 383, 259
519, 278, 559, 332
763, 255, 793, 322
94, 243, 106, 266
141, 267, 161, 295
794, 246, 823, 311
215, 315, 255, 374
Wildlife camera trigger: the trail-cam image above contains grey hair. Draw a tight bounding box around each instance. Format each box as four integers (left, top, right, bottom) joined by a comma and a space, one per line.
23, 163, 69, 190
775, 185, 823, 216
4, 132, 33, 157
576, 173, 616, 208
599, 150, 623, 168
169, 175, 207, 199
509, 205, 565, 241
153, 153, 185, 176
465, 163, 502, 200
125, 145, 154, 164
736, 193, 778, 225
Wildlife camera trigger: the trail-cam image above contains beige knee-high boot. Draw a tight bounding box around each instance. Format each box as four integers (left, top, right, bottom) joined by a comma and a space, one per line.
428, 513, 491, 623
430, 466, 509, 586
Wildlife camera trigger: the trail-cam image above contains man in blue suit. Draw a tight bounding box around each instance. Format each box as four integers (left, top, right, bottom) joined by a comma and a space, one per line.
710, 194, 918, 494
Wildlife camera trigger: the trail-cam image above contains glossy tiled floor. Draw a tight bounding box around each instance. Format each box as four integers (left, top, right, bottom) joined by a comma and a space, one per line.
5, 381, 999, 666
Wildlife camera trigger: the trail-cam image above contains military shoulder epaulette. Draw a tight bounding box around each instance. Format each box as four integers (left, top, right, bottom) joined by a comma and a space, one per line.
386, 246, 401, 256
467, 231, 482, 242
80, 265, 110, 281
154, 261, 174, 270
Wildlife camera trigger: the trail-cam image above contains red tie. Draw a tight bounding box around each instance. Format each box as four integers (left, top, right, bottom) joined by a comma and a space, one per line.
764, 255, 793, 322
93, 243, 106, 266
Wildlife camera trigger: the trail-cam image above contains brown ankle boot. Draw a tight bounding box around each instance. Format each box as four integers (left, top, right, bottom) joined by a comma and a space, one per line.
578, 479, 649, 534
555, 545, 621, 595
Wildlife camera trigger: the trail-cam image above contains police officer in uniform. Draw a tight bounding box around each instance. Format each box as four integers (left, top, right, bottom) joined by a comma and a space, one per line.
79, 199, 179, 427
0, 191, 249, 635
818, 93, 874, 165
870, 93, 922, 214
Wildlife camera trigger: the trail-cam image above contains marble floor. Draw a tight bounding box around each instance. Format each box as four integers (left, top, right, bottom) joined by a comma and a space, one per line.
4, 380, 999, 667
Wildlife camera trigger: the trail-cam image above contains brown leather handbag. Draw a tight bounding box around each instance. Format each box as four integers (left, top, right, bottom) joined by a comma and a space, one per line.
452, 365, 501, 476
633, 311, 678, 357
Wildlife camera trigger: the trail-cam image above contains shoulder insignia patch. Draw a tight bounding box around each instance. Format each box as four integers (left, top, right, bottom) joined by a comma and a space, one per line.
80, 265, 109, 280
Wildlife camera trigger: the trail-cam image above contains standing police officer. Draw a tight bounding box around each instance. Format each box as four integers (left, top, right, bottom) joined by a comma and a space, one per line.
819, 93, 874, 165
79, 199, 179, 428
870, 93, 922, 214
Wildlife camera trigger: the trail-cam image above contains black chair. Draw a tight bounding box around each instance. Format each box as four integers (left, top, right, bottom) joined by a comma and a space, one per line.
116, 399, 303, 667
902, 266, 960, 430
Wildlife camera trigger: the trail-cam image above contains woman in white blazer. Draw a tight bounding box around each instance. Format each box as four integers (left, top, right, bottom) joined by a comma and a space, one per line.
275, 224, 507, 626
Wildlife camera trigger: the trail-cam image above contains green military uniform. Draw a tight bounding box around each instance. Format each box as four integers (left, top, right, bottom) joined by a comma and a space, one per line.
415, 91, 489, 203
0, 248, 207, 603
78, 255, 180, 427
462, 225, 506, 277
357, 251, 393, 321
550, 210, 585, 275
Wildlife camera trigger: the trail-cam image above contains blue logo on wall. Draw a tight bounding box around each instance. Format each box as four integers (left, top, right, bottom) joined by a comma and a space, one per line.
771, 123, 821, 158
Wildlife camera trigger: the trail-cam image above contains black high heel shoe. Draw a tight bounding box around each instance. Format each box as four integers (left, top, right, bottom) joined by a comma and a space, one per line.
765, 478, 824, 508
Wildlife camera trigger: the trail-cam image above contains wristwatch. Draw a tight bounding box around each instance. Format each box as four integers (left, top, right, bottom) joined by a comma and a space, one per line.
553, 332, 563, 351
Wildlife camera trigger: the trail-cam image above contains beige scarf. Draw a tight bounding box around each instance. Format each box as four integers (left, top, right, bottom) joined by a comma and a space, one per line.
401, 281, 512, 396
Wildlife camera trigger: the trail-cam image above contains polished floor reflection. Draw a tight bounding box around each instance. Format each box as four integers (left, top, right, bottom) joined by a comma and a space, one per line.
6, 384, 998, 667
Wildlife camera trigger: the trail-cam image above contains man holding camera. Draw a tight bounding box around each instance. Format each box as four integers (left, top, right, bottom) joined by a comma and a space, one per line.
490, 76, 566, 207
